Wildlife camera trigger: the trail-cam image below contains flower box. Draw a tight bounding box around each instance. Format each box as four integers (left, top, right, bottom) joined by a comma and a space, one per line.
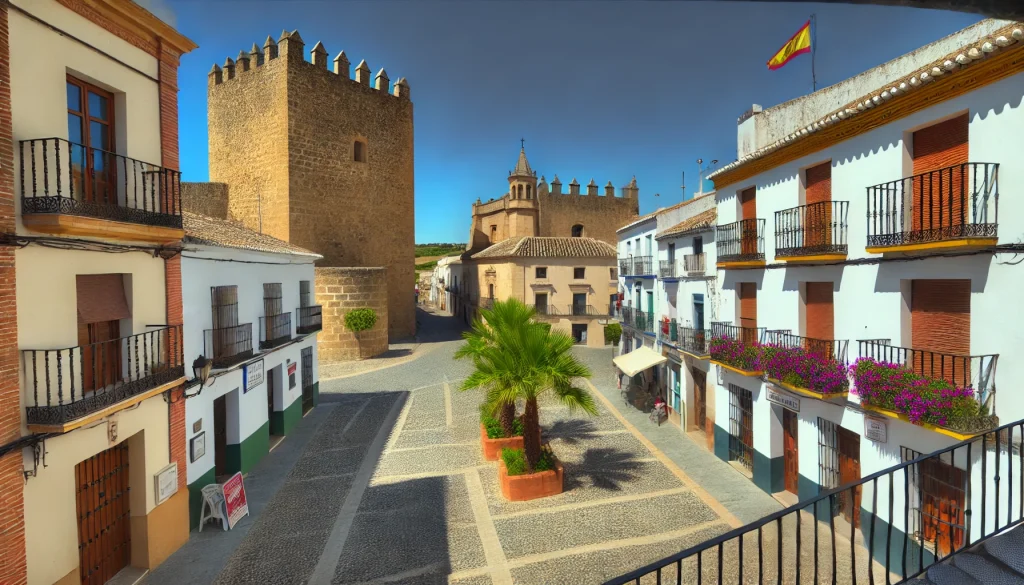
709, 336, 763, 377
480, 424, 525, 461
860, 403, 983, 441
711, 360, 764, 378
498, 452, 564, 501
759, 345, 849, 399
765, 377, 848, 400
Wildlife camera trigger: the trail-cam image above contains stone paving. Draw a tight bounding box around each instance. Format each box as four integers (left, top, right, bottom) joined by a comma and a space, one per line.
146, 308, 879, 585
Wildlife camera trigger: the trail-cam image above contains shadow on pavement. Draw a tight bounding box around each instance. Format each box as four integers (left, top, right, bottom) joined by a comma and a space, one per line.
564, 447, 645, 492
542, 418, 600, 444
414, 306, 468, 344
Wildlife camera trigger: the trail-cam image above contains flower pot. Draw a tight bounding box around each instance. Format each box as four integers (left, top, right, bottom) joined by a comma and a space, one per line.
766, 377, 848, 401
480, 424, 526, 461
860, 403, 994, 441
711, 360, 764, 378
498, 452, 564, 501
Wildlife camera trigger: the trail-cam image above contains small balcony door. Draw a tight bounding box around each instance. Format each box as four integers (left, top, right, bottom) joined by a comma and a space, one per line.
693, 236, 703, 256
740, 187, 758, 256
67, 76, 116, 206
78, 320, 121, 393
667, 243, 675, 263
535, 293, 548, 314
692, 294, 705, 331
212, 286, 240, 360
573, 293, 587, 314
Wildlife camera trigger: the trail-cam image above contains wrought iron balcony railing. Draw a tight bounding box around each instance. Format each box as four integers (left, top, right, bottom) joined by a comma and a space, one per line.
635, 311, 655, 334
480, 298, 494, 310
762, 330, 849, 364
656, 318, 678, 342
619, 256, 654, 277
618, 258, 632, 276
568, 304, 600, 317
19, 137, 183, 229
529, 304, 561, 318
204, 323, 254, 369
296, 305, 323, 335
259, 313, 293, 350
607, 415, 1024, 585
866, 162, 999, 249
22, 325, 184, 428
659, 260, 677, 279
857, 339, 998, 416
683, 253, 706, 275
710, 321, 766, 345
677, 327, 710, 357
775, 201, 849, 258
620, 306, 634, 327
716, 219, 765, 264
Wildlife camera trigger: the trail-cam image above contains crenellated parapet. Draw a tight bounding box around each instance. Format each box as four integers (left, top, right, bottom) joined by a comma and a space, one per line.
540, 174, 636, 198
208, 30, 410, 100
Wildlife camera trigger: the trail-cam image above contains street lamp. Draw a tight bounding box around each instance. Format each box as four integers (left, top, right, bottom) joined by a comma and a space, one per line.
191, 355, 213, 389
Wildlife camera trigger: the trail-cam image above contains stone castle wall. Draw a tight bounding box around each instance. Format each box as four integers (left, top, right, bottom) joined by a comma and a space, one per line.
315, 267, 389, 361
538, 193, 638, 246
181, 182, 229, 219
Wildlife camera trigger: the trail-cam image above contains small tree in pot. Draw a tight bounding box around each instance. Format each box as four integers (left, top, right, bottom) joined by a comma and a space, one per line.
344, 308, 378, 359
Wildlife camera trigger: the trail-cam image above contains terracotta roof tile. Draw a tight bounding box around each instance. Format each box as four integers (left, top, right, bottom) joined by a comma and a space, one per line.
657, 208, 717, 239
183, 212, 322, 258
471, 237, 616, 260
616, 193, 714, 233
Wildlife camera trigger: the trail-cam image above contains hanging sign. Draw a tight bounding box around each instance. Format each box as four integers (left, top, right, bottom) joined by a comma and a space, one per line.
864, 417, 888, 443
223, 472, 249, 529
766, 386, 800, 412
243, 359, 264, 393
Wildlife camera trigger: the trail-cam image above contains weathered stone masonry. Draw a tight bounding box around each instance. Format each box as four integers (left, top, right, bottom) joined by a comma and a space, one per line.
315, 267, 389, 361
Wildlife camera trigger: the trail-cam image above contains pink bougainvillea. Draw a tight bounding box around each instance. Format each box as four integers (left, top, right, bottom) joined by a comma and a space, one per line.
849, 358, 982, 430
760, 345, 848, 396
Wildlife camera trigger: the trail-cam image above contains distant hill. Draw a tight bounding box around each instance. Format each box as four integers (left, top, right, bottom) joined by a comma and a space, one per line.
414, 243, 464, 270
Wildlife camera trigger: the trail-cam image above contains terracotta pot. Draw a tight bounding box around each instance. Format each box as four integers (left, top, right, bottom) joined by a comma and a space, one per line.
480, 424, 526, 461
497, 452, 564, 501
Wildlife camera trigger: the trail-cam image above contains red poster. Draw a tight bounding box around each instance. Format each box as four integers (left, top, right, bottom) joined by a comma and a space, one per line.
223, 472, 249, 529
288, 362, 297, 376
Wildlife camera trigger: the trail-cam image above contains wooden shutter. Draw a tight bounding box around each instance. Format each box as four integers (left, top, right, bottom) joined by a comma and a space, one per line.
911, 279, 971, 384
804, 163, 832, 205
740, 187, 756, 220
211, 286, 239, 329
912, 114, 969, 232
76, 274, 130, 324
805, 282, 834, 341
264, 283, 283, 316
738, 282, 757, 333
805, 163, 832, 247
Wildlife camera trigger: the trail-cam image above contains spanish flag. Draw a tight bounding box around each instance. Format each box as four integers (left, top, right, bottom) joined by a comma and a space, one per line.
767, 20, 812, 71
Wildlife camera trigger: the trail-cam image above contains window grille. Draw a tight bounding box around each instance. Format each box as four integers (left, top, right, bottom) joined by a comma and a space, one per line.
728, 384, 754, 471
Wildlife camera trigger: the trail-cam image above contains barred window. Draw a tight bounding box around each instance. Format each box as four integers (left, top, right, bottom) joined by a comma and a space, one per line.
299, 280, 311, 308
264, 283, 283, 316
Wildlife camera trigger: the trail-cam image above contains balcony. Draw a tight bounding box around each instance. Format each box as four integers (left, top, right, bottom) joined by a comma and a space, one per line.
657, 318, 677, 343
204, 323, 254, 369
529, 304, 561, 319
774, 201, 849, 262
618, 256, 654, 277
709, 322, 766, 376
658, 260, 677, 279
866, 162, 999, 254
480, 298, 494, 310
296, 305, 323, 335
22, 325, 185, 432
259, 313, 293, 350
567, 304, 600, 317
677, 327, 710, 358
635, 311, 655, 334
682, 253, 706, 276
18, 138, 183, 243
761, 330, 850, 399
716, 219, 766, 268
854, 339, 998, 438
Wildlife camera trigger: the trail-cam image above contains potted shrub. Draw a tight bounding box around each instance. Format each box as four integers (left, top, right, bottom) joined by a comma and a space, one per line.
760, 345, 849, 398
479, 406, 527, 461
344, 308, 378, 359
604, 322, 622, 346
457, 298, 597, 500
709, 336, 763, 376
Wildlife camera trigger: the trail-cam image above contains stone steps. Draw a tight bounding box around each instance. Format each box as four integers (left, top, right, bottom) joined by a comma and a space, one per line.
912, 524, 1024, 585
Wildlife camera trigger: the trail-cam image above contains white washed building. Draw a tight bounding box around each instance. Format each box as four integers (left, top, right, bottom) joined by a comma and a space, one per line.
431, 255, 466, 321
702, 18, 1024, 570
180, 208, 320, 529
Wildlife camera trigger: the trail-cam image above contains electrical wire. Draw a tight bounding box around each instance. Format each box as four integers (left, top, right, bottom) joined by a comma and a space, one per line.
179, 253, 317, 267
0, 233, 180, 257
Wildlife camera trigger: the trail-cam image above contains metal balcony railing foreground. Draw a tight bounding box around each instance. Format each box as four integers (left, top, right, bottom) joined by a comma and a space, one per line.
619, 256, 654, 277
775, 201, 850, 258
296, 305, 323, 335
659, 260, 677, 279
259, 313, 293, 350
204, 323, 254, 369
866, 162, 998, 249
19, 137, 183, 229
763, 330, 849, 365
717, 219, 766, 264
683, 253, 706, 275
22, 325, 184, 427
607, 417, 1024, 585
677, 327, 710, 357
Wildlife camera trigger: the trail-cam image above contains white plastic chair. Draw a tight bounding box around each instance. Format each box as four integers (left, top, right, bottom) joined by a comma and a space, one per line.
199, 483, 228, 532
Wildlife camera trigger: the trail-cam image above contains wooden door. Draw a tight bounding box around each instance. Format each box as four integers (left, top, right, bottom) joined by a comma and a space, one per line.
75, 444, 131, 585
783, 409, 799, 494
911, 279, 971, 385
78, 320, 121, 393
693, 367, 707, 433
739, 187, 758, 256
804, 162, 832, 248
738, 283, 757, 342
214, 395, 227, 477
919, 457, 966, 555
837, 427, 862, 527
912, 114, 969, 233
804, 282, 835, 342
267, 372, 276, 435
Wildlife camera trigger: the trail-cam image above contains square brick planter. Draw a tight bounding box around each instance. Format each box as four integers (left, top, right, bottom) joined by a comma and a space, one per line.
480, 424, 525, 461
498, 452, 564, 501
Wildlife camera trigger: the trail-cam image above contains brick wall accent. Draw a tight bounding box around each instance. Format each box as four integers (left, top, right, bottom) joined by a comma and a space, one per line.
181, 182, 229, 219
0, 1, 27, 582
316, 267, 389, 362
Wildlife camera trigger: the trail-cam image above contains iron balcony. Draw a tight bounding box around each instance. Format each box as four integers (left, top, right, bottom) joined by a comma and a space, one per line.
619, 256, 654, 277
865, 162, 999, 253
259, 313, 293, 350
716, 219, 766, 267
774, 201, 849, 261
296, 305, 323, 335
568, 304, 600, 317
677, 327, 710, 358
22, 325, 185, 430
659, 260, 677, 279
710, 321, 766, 345
763, 330, 849, 364
204, 323, 254, 369
683, 253, 706, 276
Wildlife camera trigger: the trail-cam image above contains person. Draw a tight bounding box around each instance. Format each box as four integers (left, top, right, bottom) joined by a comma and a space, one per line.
654, 395, 665, 409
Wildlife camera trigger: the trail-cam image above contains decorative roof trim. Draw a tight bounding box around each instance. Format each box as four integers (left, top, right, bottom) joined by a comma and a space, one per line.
708, 23, 1024, 188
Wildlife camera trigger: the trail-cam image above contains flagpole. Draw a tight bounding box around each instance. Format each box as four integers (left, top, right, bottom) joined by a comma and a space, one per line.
811, 13, 818, 91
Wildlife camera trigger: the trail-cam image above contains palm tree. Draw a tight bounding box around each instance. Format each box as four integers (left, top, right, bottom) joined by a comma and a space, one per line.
459, 298, 598, 472
455, 299, 538, 437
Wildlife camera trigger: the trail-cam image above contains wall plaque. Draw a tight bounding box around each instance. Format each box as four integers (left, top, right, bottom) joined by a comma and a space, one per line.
766, 386, 800, 412
865, 417, 888, 443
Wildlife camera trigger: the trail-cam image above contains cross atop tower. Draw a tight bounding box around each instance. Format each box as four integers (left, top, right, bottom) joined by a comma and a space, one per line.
520, 137, 525, 150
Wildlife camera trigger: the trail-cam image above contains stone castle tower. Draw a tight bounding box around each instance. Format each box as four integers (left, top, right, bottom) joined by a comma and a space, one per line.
207, 30, 414, 341
466, 146, 639, 252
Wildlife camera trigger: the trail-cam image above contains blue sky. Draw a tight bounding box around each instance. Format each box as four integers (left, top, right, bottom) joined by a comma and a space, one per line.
163, 1, 981, 244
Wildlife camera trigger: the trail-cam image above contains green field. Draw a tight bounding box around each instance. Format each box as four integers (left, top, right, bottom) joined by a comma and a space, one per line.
415, 243, 464, 258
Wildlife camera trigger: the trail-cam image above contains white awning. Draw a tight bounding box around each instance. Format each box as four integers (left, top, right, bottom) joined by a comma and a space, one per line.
613, 346, 668, 378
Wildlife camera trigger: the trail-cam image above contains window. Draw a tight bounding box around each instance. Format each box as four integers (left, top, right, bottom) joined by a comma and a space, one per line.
299, 280, 311, 308
211, 286, 240, 359
67, 76, 115, 204
535, 267, 547, 279
488, 283, 494, 299
353, 140, 366, 162
902, 446, 966, 555
573, 267, 585, 279
728, 384, 754, 472
490, 225, 497, 243
571, 224, 584, 237
610, 267, 616, 280
264, 283, 283, 316
693, 236, 704, 255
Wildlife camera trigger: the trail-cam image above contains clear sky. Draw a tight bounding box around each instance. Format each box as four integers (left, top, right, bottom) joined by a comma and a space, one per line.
162, 0, 981, 244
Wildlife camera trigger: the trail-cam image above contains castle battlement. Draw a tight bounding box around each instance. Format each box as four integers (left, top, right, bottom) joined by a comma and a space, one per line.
542, 174, 638, 198
208, 30, 410, 100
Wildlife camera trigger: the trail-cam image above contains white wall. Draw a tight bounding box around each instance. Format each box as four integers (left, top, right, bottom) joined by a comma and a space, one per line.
181, 246, 318, 484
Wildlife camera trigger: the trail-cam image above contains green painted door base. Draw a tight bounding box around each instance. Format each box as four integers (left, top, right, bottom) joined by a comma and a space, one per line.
753, 450, 785, 494
714, 424, 731, 462
273, 397, 302, 436
187, 466, 218, 530
226, 420, 270, 475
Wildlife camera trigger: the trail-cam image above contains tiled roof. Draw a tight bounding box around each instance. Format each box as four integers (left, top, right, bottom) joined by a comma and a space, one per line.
656, 208, 717, 239
183, 212, 322, 258
471, 237, 616, 260
615, 193, 712, 234
708, 22, 1024, 184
